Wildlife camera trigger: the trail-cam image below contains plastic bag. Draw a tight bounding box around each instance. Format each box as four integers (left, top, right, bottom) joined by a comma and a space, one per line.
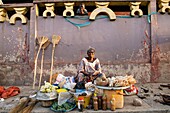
54, 74, 66, 84
58, 92, 72, 106
63, 77, 76, 90
51, 97, 76, 112
124, 85, 138, 95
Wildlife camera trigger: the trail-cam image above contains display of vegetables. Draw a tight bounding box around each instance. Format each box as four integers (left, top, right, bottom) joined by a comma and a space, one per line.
95, 75, 137, 87
40, 81, 58, 93
51, 101, 76, 112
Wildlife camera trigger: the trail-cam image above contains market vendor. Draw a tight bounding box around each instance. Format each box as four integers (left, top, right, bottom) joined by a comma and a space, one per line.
76, 47, 106, 83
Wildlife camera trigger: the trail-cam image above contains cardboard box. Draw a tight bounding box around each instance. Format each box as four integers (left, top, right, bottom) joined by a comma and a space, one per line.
103, 89, 124, 109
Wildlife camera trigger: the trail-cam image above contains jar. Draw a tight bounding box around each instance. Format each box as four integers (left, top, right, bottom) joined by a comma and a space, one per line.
93, 94, 98, 111
78, 97, 84, 112
110, 95, 116, 111
102, 95, 107, 110
98, 96, 102, 109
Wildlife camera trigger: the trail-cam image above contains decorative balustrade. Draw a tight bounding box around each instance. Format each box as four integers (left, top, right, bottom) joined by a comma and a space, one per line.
0, 8, 7, 22
89, 2, 116, 21
10, 7, 28, 24
158, 0, 170, 13
129, 2, 143, 17
43, 3, 55, 18
0, 3, 32, 24
63, 2, 75, 17
0, 0, 169, 24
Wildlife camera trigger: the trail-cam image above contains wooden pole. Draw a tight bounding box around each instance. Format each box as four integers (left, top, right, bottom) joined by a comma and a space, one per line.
38, 48, 45, 89
50, 45, 55, 84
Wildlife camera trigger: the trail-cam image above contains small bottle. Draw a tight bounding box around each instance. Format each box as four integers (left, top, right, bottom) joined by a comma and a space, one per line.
110, 95, 116, 111
98, 95, 102, 109
93, 93, 98, 111
78, 97, 84, 112
102, 95, 107, 110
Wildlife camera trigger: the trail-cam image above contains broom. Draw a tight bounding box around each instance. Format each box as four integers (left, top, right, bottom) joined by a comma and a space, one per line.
38, 39, 51, 89
33, 36, 49, 89
9, 97, 30, 113
49, 35, 61, 84
19, 99, 38, 113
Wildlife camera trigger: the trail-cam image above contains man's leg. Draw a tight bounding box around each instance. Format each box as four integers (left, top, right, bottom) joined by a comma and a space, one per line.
78, 73, 85, 82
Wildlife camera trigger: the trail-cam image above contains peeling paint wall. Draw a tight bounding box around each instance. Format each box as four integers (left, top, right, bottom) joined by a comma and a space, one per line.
0, 4, 170, 86
0, 21, 29, 64
0, 63, 151, 86
0, 64, 33, 85
36, 16, 151, 64
151, 14, 170, 83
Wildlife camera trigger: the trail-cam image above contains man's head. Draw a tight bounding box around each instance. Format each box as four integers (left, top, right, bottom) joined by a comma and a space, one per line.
87, 47, 95, 58
80, 3, 85, 8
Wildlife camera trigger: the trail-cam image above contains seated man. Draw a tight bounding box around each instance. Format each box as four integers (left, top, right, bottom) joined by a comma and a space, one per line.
76, 3, 88, 15
77, 47, 106, 83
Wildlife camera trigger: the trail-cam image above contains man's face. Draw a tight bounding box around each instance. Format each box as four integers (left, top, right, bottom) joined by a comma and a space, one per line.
87, 50, 95, 58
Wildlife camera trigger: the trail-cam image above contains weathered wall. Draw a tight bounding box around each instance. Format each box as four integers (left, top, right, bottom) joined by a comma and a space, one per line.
0, 63, 151, 86
36, 16, 150, 64
151, 14, 170, 83
0, 21, 30, 64
0, 2, 170, 86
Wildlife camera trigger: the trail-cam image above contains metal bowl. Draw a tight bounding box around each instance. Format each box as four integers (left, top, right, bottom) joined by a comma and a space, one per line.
36, 91, 57, 101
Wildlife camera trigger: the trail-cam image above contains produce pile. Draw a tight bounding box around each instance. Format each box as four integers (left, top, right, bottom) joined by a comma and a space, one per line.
36, 81, 59, 101
37, 80, 77, 112
40, 81, 58, 93
51, 98, 76, 112
95, 75, 136, 87
0, 86, 20, 99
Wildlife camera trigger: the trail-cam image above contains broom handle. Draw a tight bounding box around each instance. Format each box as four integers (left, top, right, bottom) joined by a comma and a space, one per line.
33, 45, 42, 89
50, 45, 55, 84
22, 100, 38, 113
38, 48, 45, 89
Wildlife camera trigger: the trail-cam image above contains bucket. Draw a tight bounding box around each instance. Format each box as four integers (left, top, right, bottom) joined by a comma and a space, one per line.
74, 94, 91, 108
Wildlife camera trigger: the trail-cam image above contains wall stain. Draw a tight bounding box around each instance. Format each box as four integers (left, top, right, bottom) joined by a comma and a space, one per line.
151, 43, 161, 82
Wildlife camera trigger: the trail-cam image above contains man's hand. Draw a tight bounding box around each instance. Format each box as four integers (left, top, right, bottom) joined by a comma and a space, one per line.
93, 71, 100, 76
80, 71, 89, 76
89, 71, 99, 81
80, 71, 100, 82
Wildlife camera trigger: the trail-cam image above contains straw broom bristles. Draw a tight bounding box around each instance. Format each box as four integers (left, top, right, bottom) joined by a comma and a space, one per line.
9, 97, 31, 113
38, 39, 51, 89
19, 99, 38, 113
50, 35, 61, 84
33, 36, 49, 89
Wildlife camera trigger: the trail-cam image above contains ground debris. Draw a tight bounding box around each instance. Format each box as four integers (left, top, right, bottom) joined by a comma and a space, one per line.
133, 98, 142, 106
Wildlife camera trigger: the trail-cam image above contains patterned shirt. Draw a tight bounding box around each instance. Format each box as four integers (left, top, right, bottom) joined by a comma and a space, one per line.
78, 57, 102, 74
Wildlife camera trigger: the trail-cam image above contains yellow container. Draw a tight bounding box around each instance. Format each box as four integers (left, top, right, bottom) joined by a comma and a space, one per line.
74, 94, 91, 108
103, 89, 124, 109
